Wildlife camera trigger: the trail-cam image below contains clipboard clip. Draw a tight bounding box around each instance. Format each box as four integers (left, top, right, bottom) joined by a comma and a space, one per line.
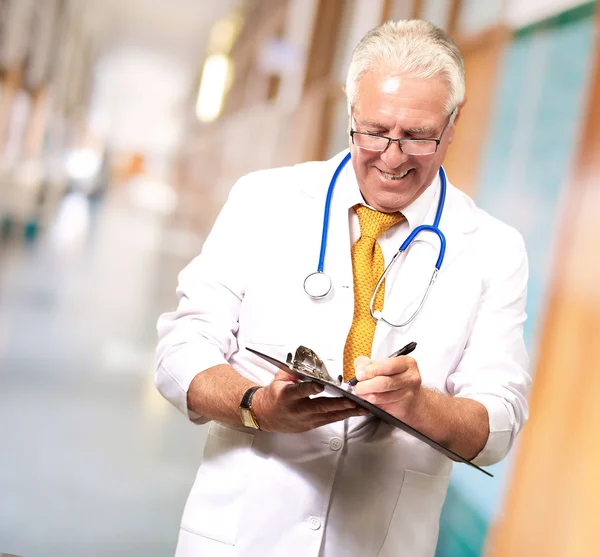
286, 346, 342, 386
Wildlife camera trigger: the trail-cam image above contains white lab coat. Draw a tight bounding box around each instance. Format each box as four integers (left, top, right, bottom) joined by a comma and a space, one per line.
155, 150, 530, 557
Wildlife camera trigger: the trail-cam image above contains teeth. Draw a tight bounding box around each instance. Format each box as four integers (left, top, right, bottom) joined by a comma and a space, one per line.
381, 169, 410, 180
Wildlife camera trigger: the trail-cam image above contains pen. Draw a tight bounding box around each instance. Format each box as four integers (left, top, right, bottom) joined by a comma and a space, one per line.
387, 341, 417, 359
348, 341, 417, 386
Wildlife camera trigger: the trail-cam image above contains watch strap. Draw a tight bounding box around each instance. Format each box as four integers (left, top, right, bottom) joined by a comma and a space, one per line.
240, 385, 262, 409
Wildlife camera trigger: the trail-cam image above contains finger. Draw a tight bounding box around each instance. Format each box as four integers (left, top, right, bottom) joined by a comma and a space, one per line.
354, 356, 372, 372
313, 407, 370, 427
361, 390, 408, 406
303, 396, 358, 415
356, 356, 415, 381
284, 380, 324, 400
274, 369, 300, 383
356, 368, 421, 397
354, 375, 398, 396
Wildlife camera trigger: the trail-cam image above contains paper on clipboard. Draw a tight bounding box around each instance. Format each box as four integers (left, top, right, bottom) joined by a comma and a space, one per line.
246, 345, 493, 477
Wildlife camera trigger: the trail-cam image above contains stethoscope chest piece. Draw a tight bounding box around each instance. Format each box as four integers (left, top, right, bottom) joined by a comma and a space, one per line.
304, 271, 332, 299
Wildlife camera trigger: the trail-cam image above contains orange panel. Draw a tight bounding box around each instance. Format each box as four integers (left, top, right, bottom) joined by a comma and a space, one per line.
444, 27, 511, 198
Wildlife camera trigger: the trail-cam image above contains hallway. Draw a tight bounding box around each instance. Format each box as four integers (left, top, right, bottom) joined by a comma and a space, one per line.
0, 196, 207, 557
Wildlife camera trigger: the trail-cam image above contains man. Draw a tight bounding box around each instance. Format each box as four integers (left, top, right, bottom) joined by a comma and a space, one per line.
155, 19, 530, 557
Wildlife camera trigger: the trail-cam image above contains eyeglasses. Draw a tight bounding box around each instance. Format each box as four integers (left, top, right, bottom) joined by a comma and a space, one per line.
350, 110, 455, 156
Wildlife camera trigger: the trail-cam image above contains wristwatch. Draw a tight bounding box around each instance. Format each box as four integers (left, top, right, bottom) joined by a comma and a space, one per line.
239, 386, 263, 429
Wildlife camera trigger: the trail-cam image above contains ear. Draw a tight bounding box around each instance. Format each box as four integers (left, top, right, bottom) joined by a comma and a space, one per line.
453, 98, 467, 126
445, 99, 466, 145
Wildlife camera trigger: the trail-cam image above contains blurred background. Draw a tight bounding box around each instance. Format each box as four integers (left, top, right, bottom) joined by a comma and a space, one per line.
0, 1, 598, 556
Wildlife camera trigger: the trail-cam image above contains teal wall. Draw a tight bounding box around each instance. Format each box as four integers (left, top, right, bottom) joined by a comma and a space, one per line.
436, 4, 597, 556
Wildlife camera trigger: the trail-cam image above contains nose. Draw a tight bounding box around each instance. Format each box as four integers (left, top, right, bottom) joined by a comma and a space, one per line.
380, 140, 409, 169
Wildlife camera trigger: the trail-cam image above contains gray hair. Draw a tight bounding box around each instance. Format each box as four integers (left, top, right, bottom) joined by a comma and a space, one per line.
346, 20, 465, 117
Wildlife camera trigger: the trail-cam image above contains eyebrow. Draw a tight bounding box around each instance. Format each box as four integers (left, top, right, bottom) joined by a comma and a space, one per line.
403, 125, 437, 137
356, 118, 389, 131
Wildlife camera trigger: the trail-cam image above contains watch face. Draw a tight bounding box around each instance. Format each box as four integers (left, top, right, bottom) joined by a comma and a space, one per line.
240, 408, 257, 429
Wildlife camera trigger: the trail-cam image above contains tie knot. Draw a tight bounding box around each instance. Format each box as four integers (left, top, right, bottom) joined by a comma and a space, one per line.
355, 205, 404, 240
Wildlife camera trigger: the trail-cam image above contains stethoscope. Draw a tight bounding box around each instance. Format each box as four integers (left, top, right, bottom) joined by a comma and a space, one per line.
303, 152, 447, 328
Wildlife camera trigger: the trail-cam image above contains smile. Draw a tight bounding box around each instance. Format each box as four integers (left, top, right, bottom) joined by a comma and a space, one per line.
378, 168, 412, 180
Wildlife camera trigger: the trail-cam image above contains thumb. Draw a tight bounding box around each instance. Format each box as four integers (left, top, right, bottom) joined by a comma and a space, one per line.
354, 356, 372, 381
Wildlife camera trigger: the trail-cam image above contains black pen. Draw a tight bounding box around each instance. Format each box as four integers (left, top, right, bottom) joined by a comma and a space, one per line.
387, 341, 417, 359
348, 342, 417, 386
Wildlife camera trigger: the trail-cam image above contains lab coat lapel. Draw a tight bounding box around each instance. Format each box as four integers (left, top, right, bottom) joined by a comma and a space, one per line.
372, 182, 478, 356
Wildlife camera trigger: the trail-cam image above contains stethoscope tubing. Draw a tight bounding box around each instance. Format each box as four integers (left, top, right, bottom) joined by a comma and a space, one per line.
306, 152, 447, 328
317, 151, 352, 273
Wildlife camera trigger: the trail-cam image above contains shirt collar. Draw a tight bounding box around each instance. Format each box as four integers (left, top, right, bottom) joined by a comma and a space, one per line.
340, 159, 440, 231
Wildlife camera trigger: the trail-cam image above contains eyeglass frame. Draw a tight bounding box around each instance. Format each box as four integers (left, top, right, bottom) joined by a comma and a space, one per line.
349, 108, 457, 156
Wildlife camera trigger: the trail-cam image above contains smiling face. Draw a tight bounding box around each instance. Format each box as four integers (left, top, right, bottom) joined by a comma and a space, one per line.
349, 71, 458, 213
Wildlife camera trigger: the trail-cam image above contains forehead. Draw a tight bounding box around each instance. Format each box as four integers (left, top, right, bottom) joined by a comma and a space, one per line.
353, 71, 449, 129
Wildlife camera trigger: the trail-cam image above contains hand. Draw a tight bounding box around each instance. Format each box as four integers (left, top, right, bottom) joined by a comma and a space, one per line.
352, 355, 423, 421
252, 370, 368, 433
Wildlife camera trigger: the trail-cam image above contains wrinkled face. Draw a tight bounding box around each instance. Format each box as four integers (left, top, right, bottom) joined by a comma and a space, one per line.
349, 71, 457, 213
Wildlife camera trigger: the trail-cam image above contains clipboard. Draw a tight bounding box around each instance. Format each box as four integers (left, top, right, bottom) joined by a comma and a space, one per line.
247, 345, 493, 477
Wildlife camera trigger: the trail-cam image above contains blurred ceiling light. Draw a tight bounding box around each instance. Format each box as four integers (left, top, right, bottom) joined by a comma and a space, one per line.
66, 148, 101, 180
208, 12, 244, 55
195, 54, 232, 122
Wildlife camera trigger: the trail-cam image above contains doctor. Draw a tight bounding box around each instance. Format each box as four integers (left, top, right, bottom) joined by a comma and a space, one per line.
155, 19, 530, 557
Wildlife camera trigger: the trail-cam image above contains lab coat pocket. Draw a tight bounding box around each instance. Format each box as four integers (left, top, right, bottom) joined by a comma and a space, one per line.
378, 470, 450, 557
180, 422, 255, 546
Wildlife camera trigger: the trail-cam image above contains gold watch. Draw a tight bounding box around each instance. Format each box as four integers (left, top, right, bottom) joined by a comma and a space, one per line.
239, 386, 262, 429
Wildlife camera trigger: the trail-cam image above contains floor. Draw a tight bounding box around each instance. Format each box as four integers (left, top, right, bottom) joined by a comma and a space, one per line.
0, 193, 208, 557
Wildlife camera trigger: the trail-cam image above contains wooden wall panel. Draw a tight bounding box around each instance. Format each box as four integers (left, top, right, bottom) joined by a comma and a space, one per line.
487, 6, 600, 557
443, 27, 511, 197
0, 67, 23, 153
302, 0, 344, 91
412, 0, 423, 19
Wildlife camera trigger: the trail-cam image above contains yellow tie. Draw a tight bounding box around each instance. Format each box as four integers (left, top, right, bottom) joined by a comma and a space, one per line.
343, 206, 404, 381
